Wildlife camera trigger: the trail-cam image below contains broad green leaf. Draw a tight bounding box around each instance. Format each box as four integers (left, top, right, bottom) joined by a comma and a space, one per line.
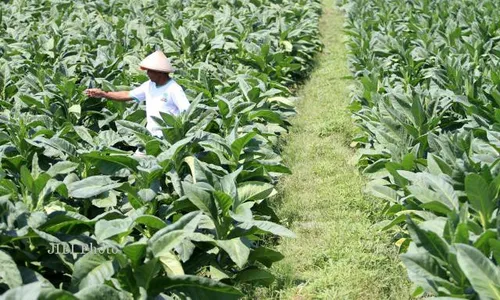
67, 176, 122, 198
0, 282, 41, 300
116, 120, 151, 136
406, 217, 449, 263
134, 257, 161, 289
259, 162, 291, 174
150, 230, 186, 257
28, 212, 47, 229
20, 165, 34, 192
41, 212, 91, 234
137, 189, 156, 202
46, 161, 79, 177
490, 239, 500, 263
158, 111, 179, 127
0, 250, 22, 289
94, 218, 132, 241
159, 252, 185, 276
157, 136, 193, 162
366, 182, 399, 203
184, 156, 215, 184
377, 214, 406, 231
175, 239, 196, 262
71, 253, 120, 290
411, 97, 425, 129
236, 181, 275, 206
235, 268, 275, 285
97, 130, 123, 147
237, 220, 295, 238
69, 104, 81, 118
473, 229, 497, 255
150, 212, 202, 245
213, 191, 233, 215
81, 153, 139, 174
456, 244, 500, 299
123, 242, 147, 266
230, 202, 254, 222
248, 247, 284, 268
401, 244, 460, 295
26, 136, 77, 157
217, 97, 231, 117
19, 95, 44, 109
231, 131, 257, 162
91, 191, 118, 208
248, 110, 283, 124
407, 185, 443, 208
216, 238, 250, 268
428, 175, 459, 212
199, 140, 233, 165
74, 126, 94, 145
268, 96, 294, 109
209, 264, 230, 280
182, 182, 217, 220
39, 288, 78, 300
237, 77, 252, 101
33, 173, 51, 203
148, 275, 243, 300
453, 223, 469, 244
135, 215, 166, 230
465, 174, 495, 228
281, 40, 293, 52
74, 284, 131, 300
427, 154, 453, 176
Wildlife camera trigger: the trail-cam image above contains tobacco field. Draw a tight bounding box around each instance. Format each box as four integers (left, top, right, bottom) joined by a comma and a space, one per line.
2, 0, 500, 299
0, 0, 322, 299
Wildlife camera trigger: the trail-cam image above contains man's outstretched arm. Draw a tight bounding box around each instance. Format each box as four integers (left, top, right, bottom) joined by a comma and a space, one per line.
85, 89, 132, 102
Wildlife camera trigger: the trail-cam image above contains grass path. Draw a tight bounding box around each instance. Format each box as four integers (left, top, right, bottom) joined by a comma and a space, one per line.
251, 1, 411, 299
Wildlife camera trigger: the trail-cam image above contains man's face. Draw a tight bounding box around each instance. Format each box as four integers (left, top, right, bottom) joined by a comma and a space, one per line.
146, 69, 164, 84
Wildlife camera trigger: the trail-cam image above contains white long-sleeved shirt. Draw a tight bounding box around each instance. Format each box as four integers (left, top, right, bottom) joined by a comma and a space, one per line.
129, 79, 190, 137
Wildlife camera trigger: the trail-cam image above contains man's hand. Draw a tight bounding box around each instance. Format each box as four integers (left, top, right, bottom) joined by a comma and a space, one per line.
85, 88, 107, 98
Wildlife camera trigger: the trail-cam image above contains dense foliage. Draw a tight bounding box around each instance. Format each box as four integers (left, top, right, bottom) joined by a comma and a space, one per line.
0, 0, 322, 298
344, 0, 500, 298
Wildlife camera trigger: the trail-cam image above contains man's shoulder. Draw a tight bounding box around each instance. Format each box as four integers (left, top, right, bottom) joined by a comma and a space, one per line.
166, 80, 185, 92
131, 80, 151, 90
168, 79, 181, 88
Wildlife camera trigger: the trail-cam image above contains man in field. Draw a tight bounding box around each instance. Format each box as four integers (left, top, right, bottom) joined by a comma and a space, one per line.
85, 50, 190, 138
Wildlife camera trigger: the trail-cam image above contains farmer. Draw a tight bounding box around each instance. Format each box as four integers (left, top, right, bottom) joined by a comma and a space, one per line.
84, 50, 190, 138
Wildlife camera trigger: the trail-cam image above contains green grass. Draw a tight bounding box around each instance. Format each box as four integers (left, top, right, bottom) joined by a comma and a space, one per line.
247, 1, 412, 299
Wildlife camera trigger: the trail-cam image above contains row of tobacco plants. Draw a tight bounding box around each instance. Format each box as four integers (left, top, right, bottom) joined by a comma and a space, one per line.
0, 0, 322, 298
344, 0, 500, 298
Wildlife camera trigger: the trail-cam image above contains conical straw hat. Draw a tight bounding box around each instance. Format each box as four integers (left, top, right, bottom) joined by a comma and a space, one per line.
139, 50, 175, 73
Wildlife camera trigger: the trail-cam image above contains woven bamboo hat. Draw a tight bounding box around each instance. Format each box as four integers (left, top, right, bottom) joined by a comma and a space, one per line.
139, 50, 175, 73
